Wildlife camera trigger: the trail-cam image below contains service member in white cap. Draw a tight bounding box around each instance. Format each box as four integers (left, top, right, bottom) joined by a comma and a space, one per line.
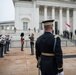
35, 20, 64, 75
0, 35, 5, 58
5, 35, 10, 51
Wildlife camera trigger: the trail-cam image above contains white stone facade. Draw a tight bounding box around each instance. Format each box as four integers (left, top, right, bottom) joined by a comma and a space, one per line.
0, 21, 15, 34
13, 0, 76, 35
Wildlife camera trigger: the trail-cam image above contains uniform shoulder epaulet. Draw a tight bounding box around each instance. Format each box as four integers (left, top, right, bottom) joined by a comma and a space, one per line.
54, 35, 59, 38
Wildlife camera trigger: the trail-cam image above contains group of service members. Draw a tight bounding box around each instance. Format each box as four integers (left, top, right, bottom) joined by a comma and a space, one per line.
0, 34, 11, 58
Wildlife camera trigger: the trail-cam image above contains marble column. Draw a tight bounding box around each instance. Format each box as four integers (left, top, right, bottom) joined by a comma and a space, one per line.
73, 8, 76, 35
44, 6, 47, 20
36, 5, 39, 29
59, 7, 63, 35
4, 25, 6, 30
66, 8, 70, 32
52, 7, 55, 19
15, 7, 20, 30
52, 6, 55, 34
9, 25, 12, 30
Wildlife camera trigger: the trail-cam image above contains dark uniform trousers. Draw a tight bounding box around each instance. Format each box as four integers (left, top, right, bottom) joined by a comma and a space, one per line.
6, 42, 10, 51
0, 44, 4, 57
41, 72, 58, 75
30, 42, 34, 55
4, 44, 7, 54
40, 55, 58, 75
21, 37, 24, 51
21, 44, 24, 51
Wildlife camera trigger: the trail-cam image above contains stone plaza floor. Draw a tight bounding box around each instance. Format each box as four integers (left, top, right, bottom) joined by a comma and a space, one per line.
0, 47, 76, 75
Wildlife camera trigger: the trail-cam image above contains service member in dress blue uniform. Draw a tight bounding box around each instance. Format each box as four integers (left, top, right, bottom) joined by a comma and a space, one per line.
35, 20, 64, 75
21, 37, 24, 51
5, 35, 10, 51
0, 35, 4, 58
29, 33, 34, 55
2, 35, 7, 54
20, 32, 24, 51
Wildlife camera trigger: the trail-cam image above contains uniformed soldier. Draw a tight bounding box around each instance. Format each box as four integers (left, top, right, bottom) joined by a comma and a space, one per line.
0, 35, 4, 58
2, 35, 7, 54
29, 33, 34, 55
20, 32, 24, 51
5, 35, 10, 51
21, 37, 24, 51
70, 31, 73, 40
35, 20, 64, 75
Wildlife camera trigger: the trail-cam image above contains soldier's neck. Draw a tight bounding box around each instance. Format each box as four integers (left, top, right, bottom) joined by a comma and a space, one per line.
45, 30, 52, 33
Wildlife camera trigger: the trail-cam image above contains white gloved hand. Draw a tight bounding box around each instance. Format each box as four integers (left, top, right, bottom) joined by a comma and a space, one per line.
58, 71, 64, 75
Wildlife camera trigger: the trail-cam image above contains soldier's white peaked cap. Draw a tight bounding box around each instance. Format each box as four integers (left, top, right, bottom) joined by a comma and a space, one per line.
42, 20, 54, 26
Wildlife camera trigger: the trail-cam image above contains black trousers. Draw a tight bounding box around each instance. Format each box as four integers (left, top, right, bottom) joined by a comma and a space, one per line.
41, 72, 58, 75
0, 44, 4, 57
7, 42, 9, 51
30, 42, 34, 55
21, 44, 24, 51
4, 44, 7, 54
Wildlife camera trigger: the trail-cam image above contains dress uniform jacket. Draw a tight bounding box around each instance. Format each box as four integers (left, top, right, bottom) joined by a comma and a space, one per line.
35, 32, 63, 75
29, 36, 34, 44
0, 37, 4, 57
21, 37, 24, 44
20, 37, 24, 51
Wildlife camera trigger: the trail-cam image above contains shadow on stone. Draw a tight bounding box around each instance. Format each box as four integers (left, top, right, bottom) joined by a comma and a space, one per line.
63, 54, 76, 59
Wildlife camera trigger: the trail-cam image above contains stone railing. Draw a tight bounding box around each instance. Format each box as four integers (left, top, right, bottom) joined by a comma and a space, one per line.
0, 30, 15, 34
0, 29, 43, 34
10, 40, 76, 48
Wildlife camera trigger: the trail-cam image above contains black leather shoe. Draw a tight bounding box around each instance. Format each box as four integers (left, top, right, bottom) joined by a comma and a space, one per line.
21, 50, 24, 51
30, 54, 34, 55
7, 50, 9, 51
4, 53, 8, 54
0, 56, 4, 58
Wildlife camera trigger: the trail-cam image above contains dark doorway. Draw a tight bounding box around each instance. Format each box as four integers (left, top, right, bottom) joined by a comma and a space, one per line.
39, 23, 43, 30
55, 21, 58, 34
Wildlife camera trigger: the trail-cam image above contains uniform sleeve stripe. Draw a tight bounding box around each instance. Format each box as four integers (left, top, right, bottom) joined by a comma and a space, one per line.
58, 67, 63, 70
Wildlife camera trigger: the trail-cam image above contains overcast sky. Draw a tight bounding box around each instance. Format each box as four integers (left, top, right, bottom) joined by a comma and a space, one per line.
0, 0, 15, 22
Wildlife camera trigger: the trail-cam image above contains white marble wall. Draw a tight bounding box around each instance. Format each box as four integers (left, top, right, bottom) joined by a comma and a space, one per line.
14, 0, 76, 34
15, 1, 36, 30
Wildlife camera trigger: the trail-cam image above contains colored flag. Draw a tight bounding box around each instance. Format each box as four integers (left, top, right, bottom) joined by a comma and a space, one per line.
66, 23, 71, 27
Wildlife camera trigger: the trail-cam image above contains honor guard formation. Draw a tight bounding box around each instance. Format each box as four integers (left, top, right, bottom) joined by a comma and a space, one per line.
0, 34, 11, 58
